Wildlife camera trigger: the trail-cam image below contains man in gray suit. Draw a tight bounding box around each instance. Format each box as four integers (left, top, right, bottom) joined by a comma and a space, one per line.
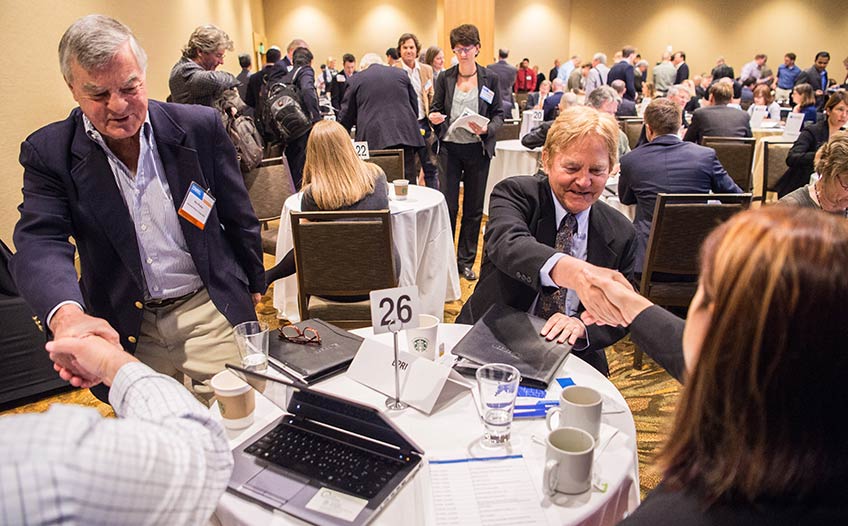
487, 48, 518, 115
169, 25, 238, 106
683, 81, 752, 143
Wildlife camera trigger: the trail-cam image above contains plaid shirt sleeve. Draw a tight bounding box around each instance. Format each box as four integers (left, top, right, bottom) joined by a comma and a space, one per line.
0, 362, 233, 526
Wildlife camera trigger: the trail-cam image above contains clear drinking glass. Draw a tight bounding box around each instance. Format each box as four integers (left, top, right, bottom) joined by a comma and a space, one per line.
233, 321, 269, 372
476, 363, 521, 447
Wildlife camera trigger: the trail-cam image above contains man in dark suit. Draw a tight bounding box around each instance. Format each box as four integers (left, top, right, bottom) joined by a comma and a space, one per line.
244, 46, 281, 109
487, 48, 518, 115
543, 79, 565, 121
673, 51, 689, 84
620, 99, 742, 272
10, 15, 264, 402
683, 81, 752, 143
612, 80, 637, 117
329, 53, 356, 113
795, 51, 830, 110
607, 46, 637, 101
277, 38, 308, 74
339, 53, 425, 183
457, 106, 637, 375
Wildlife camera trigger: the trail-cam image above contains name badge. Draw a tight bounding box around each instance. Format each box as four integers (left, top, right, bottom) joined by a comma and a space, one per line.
526, 75, 532, 81
480, 85, 495, 104
178, 182, 215, 230
336, 74, 346, 82
424, 79, 433, 91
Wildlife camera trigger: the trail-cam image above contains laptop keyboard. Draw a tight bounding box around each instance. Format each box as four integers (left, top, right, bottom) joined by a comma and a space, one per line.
244, 422, 406, 499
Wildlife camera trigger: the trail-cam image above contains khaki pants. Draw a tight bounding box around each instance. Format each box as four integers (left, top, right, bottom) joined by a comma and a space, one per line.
774, 87, 792, 103
134, 288, 240, 405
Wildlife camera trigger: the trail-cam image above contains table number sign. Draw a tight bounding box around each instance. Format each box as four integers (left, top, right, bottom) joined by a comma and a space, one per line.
352, 140, 370, 159
369, 286, 420, 334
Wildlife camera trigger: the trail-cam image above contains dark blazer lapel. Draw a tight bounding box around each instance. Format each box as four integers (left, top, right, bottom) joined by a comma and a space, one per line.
69, 114, 145, 292
443, 68, 457, 120
536, 177, 557, 248
148, 101, 210, 282
586, 204, 617, 268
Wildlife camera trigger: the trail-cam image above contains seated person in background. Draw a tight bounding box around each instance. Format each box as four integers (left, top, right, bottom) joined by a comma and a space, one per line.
612, 79, 637, 116
776, 91, 848, 196
521, 92, 578, 149
169, 24, 238, 106
739, 77, 756, 106
683, 81, 752, 143
779, 131, 848, 214
265, 120, 391, 286
543, 78, 565, 121
747, 83, 782, 120
791, 82, 818, 125
457, 106, 637, 376
1, 335, 232, 525
525, 80, 551, 111
639, 81, 655, 104
582, 206, 848, 525
619, 98, 741, 273
586, 85, 631, 162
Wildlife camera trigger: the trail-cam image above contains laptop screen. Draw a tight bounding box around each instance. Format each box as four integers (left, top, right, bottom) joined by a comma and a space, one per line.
226, 364, 421, 455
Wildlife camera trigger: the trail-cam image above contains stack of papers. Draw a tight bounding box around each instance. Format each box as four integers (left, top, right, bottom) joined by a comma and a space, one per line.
447, 107, 490, 136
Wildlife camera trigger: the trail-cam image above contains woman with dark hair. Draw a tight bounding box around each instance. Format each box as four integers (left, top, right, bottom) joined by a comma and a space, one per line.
791, 82, 818, 125
779, 131, 848, 215
428, 24, 504, 281
582, 206, 848, 525
777, 91, 848, 196
423, 45, 445, 80
272, 46, 322, 189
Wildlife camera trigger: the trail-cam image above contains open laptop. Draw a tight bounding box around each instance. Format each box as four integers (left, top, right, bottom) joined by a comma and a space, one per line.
225, 364, 424, 525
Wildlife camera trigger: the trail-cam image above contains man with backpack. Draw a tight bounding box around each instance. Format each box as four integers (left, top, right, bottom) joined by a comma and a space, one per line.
245, 47, 281, 110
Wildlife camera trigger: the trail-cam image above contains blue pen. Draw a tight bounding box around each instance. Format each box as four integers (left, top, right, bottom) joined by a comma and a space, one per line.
513, 410, 548, 419
514, 401, 559, 410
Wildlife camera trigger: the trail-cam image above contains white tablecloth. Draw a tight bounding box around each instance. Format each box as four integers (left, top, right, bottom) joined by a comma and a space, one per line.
214, 324, 640, 526
272, 186, 461, 322
750, 128, 791, 200
485, 139, 542, 214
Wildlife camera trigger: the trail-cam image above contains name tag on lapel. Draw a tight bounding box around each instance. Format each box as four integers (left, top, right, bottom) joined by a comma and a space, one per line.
480, 85, 495, 104
178, 182, 215, 230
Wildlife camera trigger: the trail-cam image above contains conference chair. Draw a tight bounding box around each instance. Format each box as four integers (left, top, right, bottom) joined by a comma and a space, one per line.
495, 120, 521, 141
291, 210, 397, 329
762, 140, 794, 203
619, 118, 643, 150
368, 149, 405, 183
515, 92, 530, 112
243, 156, 296, 256
634, 193, 752, 369
701, 136, 756, 193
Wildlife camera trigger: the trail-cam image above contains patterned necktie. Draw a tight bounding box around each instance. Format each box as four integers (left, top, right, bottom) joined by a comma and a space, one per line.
534, 214, 577, 320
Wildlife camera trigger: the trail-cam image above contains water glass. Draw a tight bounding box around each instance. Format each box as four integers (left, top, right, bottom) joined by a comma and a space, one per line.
233, 321, 269, 372
475, 363, 521, 447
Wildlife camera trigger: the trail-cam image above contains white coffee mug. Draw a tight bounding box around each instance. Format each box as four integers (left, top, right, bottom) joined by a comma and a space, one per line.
545, 385, 602, 441
405, 314, 439, 360
543, 427, 595, 495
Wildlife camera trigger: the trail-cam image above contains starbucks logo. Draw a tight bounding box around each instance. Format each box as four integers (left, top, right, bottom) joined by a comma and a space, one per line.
411, 337, 429, 354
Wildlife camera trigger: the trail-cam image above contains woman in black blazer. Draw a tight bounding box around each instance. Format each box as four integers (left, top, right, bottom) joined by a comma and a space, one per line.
428, 24, 504, 281
776, 91, 848, 196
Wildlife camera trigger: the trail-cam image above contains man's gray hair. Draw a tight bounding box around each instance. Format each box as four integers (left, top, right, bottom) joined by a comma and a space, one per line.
592, 52, 607, 64
666, 84, 685, 98
59, 14, 148, 83
586, 85, 619, 109
610, 79, 626, 95
359, 53, 384, 70
182, 24, 233, 59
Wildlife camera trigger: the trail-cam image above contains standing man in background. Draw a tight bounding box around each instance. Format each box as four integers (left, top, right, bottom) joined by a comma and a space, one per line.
608, 46, 637, 101
795, 51, 830, 110
236, 52, 251, 102
673, 51, 689, 84
488, 48, 518, 115
169, 24, 238, 106
775, 52, 801, 102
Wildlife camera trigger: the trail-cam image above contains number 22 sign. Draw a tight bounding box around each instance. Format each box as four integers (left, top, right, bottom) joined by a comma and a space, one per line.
369, 286, 420, 334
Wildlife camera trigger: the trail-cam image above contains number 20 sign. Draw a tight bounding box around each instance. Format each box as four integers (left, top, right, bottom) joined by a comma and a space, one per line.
369, 286, 420, 334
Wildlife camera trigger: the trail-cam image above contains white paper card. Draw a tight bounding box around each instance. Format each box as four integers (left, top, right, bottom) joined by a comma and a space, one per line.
347, 338, 469, 414
749, 106, 768, 128
446, 107, 491, 136
479, 85, 495, 104
305, 487, 368, 522
177, 182, 215, 230
782, 112, 805, 139
336, 74, 346, 82
352, 140, 370, 159
369, 286, 419, 334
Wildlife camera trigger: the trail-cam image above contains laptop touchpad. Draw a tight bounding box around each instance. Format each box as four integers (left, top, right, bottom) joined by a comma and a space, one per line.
245, 468, 308, 502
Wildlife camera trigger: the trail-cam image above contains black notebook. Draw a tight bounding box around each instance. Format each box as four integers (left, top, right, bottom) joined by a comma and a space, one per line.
268, 319, 364, 385
451, 304, 572, 389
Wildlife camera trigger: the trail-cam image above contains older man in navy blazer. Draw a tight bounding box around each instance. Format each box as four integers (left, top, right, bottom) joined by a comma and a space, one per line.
10, 15, 264, 402
619, 98, 742, 272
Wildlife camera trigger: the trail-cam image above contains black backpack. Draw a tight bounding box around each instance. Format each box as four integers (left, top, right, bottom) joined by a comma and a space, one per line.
257, 67, 313, 144
213, 88, 264, 173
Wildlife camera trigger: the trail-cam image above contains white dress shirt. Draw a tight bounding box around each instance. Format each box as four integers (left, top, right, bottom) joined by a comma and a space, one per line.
0, 362, 233, 525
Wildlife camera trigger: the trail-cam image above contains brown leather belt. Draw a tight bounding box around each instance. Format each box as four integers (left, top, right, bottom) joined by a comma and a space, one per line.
144, 289, 199, 309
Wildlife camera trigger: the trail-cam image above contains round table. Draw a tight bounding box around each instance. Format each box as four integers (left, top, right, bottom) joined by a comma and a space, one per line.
484, 140, 542, 214
213, 324, 639, 526
272, 186, 461, 322
750, 128, 792, 201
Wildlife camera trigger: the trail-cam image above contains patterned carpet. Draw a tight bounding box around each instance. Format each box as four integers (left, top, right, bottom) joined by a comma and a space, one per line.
1, 222, 680, 500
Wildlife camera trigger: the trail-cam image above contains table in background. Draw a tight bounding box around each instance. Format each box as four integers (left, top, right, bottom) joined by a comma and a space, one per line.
272, 186, 461, 322
214, 324, 640, 526
485, 139, 542, 214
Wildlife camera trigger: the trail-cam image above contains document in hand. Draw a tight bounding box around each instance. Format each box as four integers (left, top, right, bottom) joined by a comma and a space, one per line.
446, 107, 490, 135
451, 304, 572, 389
268, 319, 364, 385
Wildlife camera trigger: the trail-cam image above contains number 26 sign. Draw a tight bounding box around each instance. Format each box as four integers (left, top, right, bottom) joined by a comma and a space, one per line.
369, 286, 420, 334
